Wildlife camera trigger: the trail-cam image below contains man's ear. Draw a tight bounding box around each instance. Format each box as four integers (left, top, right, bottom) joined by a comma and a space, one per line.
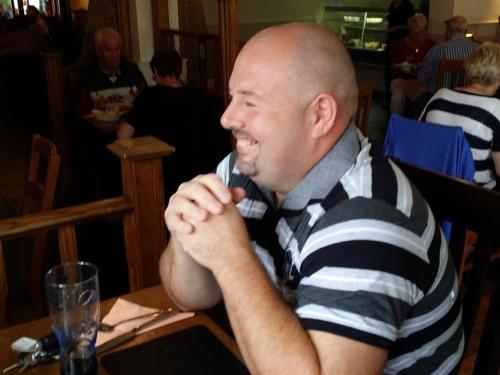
308, 92, 337, 139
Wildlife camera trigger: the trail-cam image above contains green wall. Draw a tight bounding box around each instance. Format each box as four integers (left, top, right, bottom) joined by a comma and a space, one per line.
202, 0, 422, 41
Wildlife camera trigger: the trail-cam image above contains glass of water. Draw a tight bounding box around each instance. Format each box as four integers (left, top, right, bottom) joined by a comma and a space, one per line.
45, 262, 100, 375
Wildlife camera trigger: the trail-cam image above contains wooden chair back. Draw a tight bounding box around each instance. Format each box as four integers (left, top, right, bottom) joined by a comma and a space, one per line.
22, 134, 60, 215
18, 134, 61, 317
394, 160, 500, 374
355, 84, 373, 135
436, 59, 467, 90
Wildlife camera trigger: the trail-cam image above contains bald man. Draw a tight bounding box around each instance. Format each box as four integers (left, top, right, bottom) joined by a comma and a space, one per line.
77, 27, 146, 200
79, 27, 146, 126
160, 22, 463, 374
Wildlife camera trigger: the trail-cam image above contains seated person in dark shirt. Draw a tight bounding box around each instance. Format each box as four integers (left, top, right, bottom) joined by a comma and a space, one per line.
117, 49, 231, 199
26, 5, 49, 38
77, 27, 147, 200
79, 26, 147, 133
0, 15, 51, 56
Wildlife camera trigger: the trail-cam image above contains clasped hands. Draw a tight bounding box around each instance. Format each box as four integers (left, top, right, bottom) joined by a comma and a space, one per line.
164, 174, 250, 273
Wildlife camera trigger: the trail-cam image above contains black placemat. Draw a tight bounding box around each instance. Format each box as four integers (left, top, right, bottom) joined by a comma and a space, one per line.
101, 325, 249, 375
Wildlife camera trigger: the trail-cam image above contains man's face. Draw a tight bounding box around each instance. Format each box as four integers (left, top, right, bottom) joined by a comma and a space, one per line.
408, 23, 426, 40
220, 40, 311, 195
96, 34, 121, 72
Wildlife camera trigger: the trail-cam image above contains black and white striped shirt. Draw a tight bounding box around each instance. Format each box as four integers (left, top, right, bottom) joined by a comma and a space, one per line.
217, 124, 464, 374
420, 88, 500, 189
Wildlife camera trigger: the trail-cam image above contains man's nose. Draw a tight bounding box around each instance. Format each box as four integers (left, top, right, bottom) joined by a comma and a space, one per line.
220, 101, 241, 130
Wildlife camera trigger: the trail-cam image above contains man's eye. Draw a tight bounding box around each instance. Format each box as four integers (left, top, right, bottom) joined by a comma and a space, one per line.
245, 101, 256, 108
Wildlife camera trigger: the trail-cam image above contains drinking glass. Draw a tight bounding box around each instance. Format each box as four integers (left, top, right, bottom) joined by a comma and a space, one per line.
45, 262, 100, 375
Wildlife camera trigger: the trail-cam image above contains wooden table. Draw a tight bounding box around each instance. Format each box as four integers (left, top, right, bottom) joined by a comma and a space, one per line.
0, 285, 242, 374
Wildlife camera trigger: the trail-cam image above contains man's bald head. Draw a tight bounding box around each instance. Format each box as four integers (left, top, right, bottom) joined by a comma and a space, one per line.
240, 22, 358, 129
446, 15, 468, 35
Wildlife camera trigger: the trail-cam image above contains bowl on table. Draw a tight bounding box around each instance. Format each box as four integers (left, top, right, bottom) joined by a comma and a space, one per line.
91, 109, 121, 122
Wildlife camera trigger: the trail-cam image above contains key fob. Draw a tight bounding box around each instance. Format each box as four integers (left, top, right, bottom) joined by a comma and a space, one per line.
10, 337, 38, 353
37, 333, 59, 353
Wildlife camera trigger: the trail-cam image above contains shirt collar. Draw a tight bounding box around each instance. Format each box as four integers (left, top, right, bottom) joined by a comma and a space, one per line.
277, 122, 360, 210
98, 60, 122, 82
448, 34, 468, 42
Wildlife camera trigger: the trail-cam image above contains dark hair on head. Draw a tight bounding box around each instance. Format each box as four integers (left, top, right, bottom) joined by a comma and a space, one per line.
27, 5, 40, 15
150, 49, 182, 79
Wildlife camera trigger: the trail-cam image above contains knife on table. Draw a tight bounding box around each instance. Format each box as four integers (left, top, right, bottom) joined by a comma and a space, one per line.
96, 307, 178, 355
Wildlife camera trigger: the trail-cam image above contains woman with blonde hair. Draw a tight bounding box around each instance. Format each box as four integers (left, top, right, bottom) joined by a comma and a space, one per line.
419, 42, 500, 189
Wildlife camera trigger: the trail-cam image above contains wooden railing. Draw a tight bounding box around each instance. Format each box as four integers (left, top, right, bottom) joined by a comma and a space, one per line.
0, 136, 174, 327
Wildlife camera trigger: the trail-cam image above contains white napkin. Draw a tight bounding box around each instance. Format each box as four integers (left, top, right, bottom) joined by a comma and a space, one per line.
96, 298, 195, 347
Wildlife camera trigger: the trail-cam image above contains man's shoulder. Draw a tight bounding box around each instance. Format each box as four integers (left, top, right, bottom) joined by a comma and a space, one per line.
120, 57, 140, 71
78, 59, 104, 87
425, 37, 437, 47
79, 59, 101, 77
316, 156, 429, 237
426, 41, 445, 57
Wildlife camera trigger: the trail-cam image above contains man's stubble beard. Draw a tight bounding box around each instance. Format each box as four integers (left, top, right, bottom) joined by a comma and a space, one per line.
235, 153, 257, 177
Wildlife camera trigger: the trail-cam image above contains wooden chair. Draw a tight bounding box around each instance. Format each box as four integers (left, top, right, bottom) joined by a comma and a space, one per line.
0, 136, 173, 328
22, 134, 60, 215
0, 134, 60, 325
436, 59, 467, 91
394, 160, 500, 374
355, 84, 373, 135
20, 134, 60, 317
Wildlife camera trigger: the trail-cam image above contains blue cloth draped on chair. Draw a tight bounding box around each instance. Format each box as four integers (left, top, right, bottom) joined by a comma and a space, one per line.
383, 114, 475, 241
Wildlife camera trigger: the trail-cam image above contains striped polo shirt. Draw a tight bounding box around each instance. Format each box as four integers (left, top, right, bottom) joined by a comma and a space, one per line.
417, 35, 478, 93
420, 88, 500, 189
217, 124, 464, 374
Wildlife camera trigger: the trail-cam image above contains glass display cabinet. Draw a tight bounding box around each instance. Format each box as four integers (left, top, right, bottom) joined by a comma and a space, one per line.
321, 6, 388, 63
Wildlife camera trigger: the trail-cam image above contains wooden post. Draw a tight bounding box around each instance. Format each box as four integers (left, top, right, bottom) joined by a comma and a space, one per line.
0, 242, 6, 328
108, 136, 175, 291
218, 0, 239, 106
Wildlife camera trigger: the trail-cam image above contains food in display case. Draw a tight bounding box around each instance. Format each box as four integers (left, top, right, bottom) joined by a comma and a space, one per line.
321, 6, 388, 53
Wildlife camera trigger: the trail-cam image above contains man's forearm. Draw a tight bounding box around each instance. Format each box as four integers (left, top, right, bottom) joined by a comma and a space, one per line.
214, 250, 322, 375
159, 237, 222, 310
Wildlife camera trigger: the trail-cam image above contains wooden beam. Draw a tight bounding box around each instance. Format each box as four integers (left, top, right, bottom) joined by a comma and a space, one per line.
0, 242, 6, 328
58, 225, 79, 264
218, 0, 239, 106
115, 0, 132, 60
0, 197, 133, 240
108, 136, 174, 290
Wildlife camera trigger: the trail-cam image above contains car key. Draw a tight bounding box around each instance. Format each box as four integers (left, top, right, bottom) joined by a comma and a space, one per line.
2, 360, 21, 373
19, 352, 37, 373
2, 353, 26, 373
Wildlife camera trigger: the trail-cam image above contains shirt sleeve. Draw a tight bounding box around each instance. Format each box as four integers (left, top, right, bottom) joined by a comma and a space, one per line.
417, 47, 437, 85
491, 113, 500, 152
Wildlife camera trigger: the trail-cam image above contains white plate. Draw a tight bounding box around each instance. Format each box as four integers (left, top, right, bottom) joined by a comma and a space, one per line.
92, 109, 121, 122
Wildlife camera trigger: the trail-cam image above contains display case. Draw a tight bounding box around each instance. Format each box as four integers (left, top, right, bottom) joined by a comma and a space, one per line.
322, 6, 388, 62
